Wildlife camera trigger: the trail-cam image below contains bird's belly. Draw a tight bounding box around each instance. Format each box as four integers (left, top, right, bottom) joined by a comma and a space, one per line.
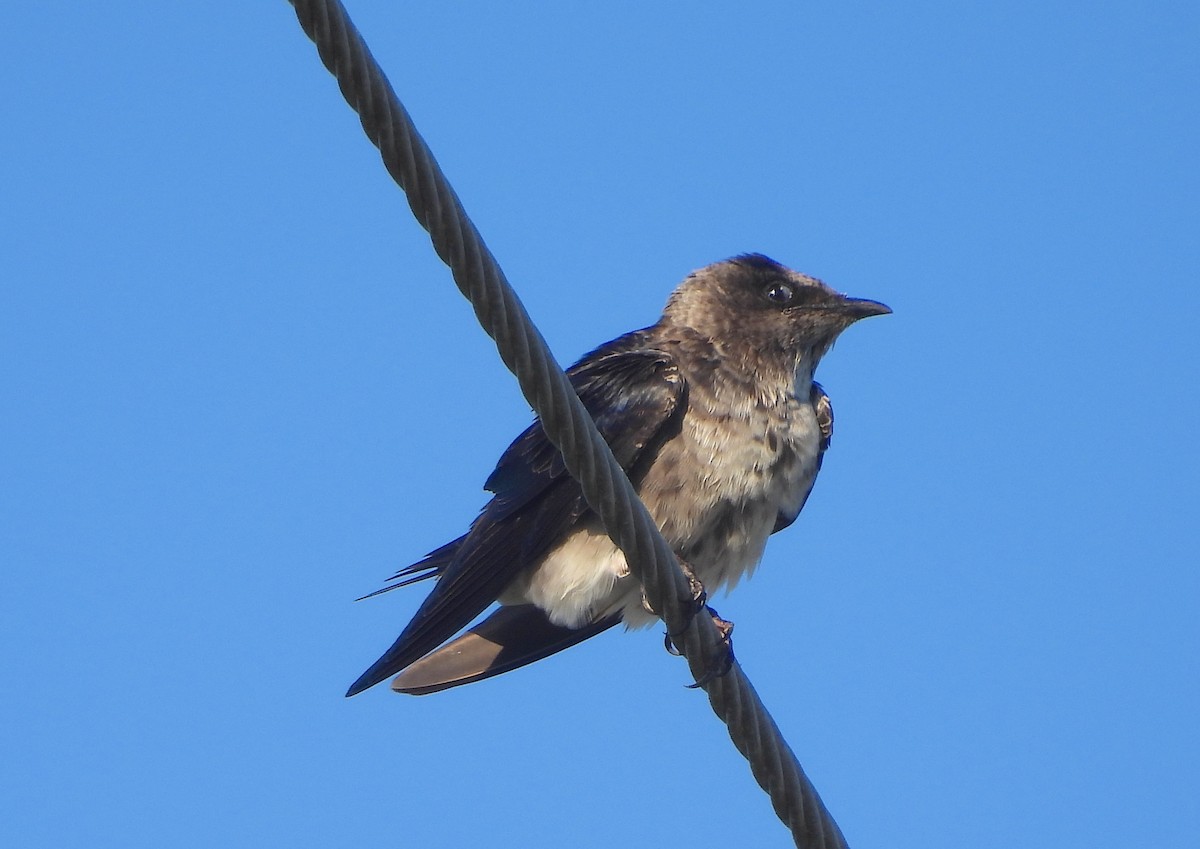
508, 396, 822, 629
504, 523, 630, 628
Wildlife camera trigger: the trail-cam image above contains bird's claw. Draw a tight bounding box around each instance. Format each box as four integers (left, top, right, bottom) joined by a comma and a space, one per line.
641, 559, 732, 684
683, 607, 735, 689
664, 631, 682, 656
641, 558, 707, 626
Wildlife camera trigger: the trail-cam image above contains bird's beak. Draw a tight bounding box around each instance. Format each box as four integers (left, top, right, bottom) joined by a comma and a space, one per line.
837, 297, 892, 320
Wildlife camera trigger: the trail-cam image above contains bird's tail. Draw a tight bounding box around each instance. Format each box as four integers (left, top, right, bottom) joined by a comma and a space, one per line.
387, 605, 621, 695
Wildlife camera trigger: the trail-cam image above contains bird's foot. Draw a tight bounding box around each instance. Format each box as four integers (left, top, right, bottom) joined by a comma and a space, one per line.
641, 557, 707, 625
641, 559, 731, 683
683, 606, 735, 689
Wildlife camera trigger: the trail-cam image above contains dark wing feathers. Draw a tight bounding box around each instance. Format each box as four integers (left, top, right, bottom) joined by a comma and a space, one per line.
354, 536, 465, 600
345, 333, 686, 696
483, 332, 685, 519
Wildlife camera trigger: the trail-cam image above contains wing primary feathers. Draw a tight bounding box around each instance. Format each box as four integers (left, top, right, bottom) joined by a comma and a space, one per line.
353, 536, 464, 601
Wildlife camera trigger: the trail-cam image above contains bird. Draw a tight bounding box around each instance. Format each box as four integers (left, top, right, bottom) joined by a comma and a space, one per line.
346, 253, 889, 696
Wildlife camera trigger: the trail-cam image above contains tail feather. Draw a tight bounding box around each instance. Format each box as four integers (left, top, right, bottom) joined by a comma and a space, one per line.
389, 605, 620, 695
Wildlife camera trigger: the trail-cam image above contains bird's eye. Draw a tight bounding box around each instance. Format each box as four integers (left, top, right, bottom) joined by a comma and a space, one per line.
764, 282, 795, 305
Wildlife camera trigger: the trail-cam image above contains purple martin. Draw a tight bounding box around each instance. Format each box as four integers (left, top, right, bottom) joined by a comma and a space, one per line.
347, 254, 889, 696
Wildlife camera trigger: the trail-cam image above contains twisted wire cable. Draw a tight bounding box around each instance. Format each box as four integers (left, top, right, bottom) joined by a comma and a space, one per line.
288, 2, 849, 845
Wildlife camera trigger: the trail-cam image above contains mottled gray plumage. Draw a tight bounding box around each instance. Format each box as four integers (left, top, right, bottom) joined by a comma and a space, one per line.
347, 254, 889, 696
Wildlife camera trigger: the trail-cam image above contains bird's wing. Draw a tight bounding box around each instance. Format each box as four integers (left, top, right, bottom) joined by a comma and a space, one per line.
355, 536, 465, 600
772, 381, 833, 534
482, 336, 687, 521
346, 334, 686, 696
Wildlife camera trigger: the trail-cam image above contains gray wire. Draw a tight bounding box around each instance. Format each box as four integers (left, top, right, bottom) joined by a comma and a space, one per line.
288, 2, 850, 845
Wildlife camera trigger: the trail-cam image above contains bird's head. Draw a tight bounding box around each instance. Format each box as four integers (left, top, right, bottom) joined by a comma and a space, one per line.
660, 253, 890, 380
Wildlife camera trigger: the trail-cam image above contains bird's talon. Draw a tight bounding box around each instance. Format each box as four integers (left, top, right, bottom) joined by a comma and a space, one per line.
640, 589, 657, 618
683, 606, 736, 689
681, 561, 707, 610
643, 557, 708, 626
663, 631, 683, 656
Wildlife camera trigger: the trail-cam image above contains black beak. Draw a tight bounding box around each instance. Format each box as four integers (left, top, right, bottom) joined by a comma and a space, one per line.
837, 296, 892, 320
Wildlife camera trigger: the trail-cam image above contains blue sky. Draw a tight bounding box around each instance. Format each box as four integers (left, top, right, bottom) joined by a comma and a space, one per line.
3, 2, 1197, 847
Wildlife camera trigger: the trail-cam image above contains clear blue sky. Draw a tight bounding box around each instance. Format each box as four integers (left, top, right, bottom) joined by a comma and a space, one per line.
4, 3, 1197, 847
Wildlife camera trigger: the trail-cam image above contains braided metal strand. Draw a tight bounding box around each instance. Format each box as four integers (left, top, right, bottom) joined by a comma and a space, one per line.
288, 2, 849, 846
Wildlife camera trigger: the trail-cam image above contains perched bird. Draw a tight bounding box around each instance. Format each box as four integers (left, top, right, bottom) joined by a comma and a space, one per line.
347, 254, 889, 696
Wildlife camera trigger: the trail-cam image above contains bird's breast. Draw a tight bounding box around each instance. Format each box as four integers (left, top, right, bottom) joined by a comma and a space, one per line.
512, 384, 823, 630
637, 388, 822, 594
